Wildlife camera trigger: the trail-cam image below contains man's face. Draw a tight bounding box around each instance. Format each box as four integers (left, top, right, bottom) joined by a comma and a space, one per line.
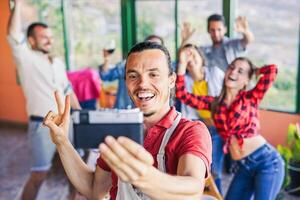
208, 21, 227, 45
29, 26, 53, 54
125, 49, 175, 118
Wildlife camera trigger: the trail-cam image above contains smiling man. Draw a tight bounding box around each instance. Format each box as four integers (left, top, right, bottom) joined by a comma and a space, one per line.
44, 42, 212, 200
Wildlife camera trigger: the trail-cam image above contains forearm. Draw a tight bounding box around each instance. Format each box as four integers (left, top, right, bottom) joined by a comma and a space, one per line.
242, 29, 254, 46
176, 75, 212, 110
177, 63, 187, 76
7, 1, 22, 36
136, 168, 203, 200
56, 140, 95, 198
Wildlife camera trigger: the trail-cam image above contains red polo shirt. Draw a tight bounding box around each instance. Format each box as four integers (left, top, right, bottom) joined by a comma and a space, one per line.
97, 107, 212, 199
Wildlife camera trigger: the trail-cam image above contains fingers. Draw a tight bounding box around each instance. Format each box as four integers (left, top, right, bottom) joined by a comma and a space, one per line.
54, 91, 64, 114
62, 95, 71, 124
100, 142, 140, 182
43, 111, 60, 132
44, 110, 59, 124
118, 136, 154, 165
99, 136, 153, 182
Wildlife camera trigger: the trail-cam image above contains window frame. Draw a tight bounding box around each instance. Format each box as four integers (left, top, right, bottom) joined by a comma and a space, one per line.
59, 0, 300, 113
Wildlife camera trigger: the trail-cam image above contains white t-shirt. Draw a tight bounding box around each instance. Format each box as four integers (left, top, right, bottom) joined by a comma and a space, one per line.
205, 66, 225, 97
7, 34, 71, 117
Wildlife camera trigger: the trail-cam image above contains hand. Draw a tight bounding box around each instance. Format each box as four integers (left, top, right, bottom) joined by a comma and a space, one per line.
181, 22, 195, 44
187, 48, 204, 81
43, 91, 71, 146
254, 67, 260, 78
235, 16, 249, 34
99, 136, 154, 184
177, 48, 191, 75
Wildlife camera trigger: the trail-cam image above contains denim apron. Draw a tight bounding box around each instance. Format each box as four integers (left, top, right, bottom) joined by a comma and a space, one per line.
115, 113, 182, 200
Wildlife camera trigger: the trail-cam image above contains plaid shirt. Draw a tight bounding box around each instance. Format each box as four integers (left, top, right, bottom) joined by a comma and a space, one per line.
176, 64, 278, 153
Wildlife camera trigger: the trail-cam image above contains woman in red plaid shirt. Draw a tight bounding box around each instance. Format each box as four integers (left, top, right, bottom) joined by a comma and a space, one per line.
176, 47, 284, 200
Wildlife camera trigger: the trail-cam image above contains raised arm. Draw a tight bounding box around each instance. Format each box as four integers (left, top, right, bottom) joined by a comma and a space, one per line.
247, 64, 278, 101
235, 16, 255, 47
43, 91, 110, 199
7, 0, 22, 37
100, 61, 124, 81
176, 48, 214, 110
180, 22, 196, 48
100, 50, 113, 73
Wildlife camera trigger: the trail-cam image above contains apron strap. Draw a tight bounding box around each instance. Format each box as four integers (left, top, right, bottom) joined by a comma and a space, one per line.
157, 112, 182, 172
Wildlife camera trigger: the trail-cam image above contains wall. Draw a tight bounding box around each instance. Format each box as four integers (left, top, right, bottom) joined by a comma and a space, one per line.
259, 110, 300, 146
0, 1, 27, 123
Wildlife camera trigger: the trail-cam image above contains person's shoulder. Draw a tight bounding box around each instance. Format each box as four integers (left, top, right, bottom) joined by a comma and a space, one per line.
178, 117, 208, 133
199, 45, 212, 54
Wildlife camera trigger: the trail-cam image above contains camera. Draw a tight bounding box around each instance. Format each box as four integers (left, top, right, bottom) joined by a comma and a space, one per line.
72, 108, 144, 149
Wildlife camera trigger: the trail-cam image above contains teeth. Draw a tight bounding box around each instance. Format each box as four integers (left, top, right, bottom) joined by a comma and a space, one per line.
138, 92, 154, 98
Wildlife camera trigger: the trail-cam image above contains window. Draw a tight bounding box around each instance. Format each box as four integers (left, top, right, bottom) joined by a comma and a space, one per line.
136, 0, 176, 59
67, 0, 122, 69
238, 0, 300, 112
178, 0, 222, 46
25, 0, 65, 61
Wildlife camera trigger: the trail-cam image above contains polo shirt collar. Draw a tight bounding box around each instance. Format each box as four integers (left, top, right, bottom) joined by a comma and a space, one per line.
155, 106, 178, 129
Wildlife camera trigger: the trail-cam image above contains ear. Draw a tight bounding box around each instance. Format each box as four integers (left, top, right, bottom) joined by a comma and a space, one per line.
169, 72, 177, 89
28, 36, 35, 47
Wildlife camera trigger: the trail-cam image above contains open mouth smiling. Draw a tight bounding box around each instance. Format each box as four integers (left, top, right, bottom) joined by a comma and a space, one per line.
137, 92, 155, 101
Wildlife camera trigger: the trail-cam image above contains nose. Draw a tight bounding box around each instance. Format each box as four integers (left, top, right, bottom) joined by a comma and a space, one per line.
211, 30, 217, 37
138, 75, 149, 88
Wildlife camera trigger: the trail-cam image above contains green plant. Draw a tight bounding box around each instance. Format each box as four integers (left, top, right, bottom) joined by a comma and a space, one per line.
277, 123, 300, 188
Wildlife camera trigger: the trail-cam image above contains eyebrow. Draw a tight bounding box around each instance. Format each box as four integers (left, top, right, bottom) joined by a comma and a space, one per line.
126, 69, 137, 74
126, 67, 160, 74
148, 67, 160, 72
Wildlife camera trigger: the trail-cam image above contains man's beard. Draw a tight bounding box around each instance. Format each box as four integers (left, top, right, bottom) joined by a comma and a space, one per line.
37, 44, 51, 54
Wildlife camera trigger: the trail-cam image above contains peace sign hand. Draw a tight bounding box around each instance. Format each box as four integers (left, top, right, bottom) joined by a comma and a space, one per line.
43, 91, 71, 146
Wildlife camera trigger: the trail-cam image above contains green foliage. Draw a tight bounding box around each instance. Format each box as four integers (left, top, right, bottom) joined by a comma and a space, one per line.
137, 17, 154, 42
273, 68, 296, 91
277, 124, 300, 188
260, 67, 297, 112
286, 124, 300, 162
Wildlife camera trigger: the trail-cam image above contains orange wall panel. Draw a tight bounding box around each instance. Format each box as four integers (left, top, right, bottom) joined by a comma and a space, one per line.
259, 110, 300, 147
0, 1, 27, 123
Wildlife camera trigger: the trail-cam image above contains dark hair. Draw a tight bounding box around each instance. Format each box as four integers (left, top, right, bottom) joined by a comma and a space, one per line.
144, 35, 164, 46
125, 41, 173, 76
27, 22, 48, 38
207, 14, 226, 32
211, 57, 256, 114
